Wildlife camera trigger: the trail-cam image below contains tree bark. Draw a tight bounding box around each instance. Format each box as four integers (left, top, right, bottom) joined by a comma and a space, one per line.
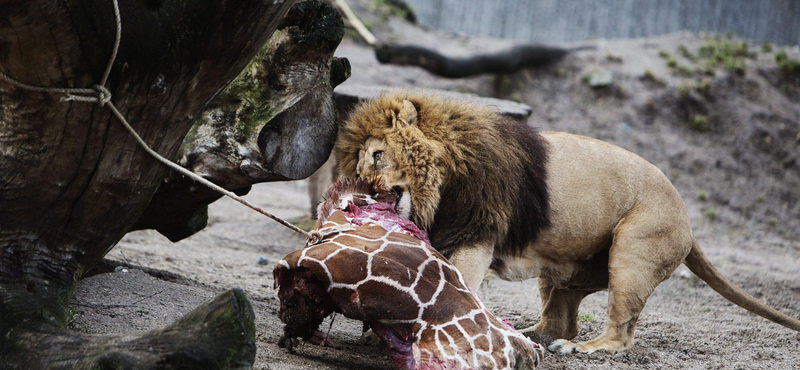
0, 0, 335, 368
131, 1, 350, 241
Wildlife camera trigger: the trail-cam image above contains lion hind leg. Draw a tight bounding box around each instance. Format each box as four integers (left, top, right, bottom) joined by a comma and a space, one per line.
549, 221, 689, 354
547, 269, 652, 355
548, 286, 645, 354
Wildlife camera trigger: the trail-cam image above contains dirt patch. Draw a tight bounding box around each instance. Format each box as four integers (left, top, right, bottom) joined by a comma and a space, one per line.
72, 5, 800, 370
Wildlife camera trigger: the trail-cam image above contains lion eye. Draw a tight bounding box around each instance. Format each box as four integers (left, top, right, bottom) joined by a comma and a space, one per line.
372, 150, 383, 162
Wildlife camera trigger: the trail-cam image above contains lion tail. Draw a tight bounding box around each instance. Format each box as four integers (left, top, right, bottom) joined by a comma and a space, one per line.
684, 241, 800, 331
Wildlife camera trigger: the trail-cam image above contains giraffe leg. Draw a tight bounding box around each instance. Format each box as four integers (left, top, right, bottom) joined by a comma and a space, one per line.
448, 244, 494, 291
548, 217, 691, 354
520, 279, 594, 343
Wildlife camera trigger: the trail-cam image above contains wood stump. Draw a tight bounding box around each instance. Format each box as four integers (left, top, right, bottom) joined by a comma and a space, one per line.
0, 0, 346, 368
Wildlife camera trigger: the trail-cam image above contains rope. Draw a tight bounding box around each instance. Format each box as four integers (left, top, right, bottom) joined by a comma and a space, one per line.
100, 0, 122, 88
306, 223, 355, 247
0, 0, 313, 240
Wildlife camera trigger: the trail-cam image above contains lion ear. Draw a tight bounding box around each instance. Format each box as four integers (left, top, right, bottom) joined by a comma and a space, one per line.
396, 99, 418, 127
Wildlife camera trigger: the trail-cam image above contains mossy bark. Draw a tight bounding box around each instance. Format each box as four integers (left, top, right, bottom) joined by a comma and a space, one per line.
0, 0, 299, 368
132, 0, 350, 241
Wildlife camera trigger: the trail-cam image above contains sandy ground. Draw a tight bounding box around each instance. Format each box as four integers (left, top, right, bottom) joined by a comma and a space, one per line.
74, 179, 800, 370
72, 11, 800, 370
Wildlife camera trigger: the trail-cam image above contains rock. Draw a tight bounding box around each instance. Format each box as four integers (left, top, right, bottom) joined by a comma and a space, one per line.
588, 69, 613, 87
334, 84, 533, 122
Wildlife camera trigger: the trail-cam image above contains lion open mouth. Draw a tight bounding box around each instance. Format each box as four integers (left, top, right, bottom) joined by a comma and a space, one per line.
390, 185, 412, 220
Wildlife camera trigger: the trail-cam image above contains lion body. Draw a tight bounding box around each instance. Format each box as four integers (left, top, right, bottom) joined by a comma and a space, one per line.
491, 132, 691, 285
335, 91, 800, 354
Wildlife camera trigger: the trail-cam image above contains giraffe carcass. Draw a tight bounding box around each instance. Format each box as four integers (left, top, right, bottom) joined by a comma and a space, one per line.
274, 178, 544, 369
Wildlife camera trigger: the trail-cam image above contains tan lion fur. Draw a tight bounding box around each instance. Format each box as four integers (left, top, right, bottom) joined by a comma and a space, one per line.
334, 91, 800, 354
336, 92, 549, 258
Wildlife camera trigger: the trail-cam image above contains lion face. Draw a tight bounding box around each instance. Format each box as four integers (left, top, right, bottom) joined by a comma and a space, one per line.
356, 137, 412, 220
356, 138, 399, 181
337, 94, 443, 230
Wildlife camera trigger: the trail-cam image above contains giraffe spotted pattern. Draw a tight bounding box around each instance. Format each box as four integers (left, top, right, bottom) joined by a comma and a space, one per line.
274, 178, 543, 369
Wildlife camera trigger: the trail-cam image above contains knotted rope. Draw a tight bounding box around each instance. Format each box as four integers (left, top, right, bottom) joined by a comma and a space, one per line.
0, 0, 312, 239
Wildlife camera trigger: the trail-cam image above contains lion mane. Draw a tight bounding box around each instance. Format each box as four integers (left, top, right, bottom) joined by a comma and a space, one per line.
335, 91, 550, 257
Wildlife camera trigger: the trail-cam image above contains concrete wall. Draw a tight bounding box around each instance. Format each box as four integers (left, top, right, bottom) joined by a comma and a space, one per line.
404, 0, 800, 46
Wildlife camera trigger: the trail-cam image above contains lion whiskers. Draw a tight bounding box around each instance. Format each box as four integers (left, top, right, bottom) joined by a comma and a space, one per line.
393, 185, 412, 220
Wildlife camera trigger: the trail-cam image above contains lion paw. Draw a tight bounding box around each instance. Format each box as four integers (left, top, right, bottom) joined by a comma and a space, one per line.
548, 339, 595, 355
549, 338, 627, 355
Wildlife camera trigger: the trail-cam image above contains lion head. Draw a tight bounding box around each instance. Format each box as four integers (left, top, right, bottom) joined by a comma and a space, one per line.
335, 93, 449, 230
336, 91, 550, 258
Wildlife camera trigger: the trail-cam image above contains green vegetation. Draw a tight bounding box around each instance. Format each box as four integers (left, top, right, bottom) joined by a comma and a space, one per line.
679, 44, 696, 61
642, 68, 666, 87
704, 208, 718, 221
661, 47, 695, 76
372, 0, 413, 23
691, 114, 709, 131
513, 320, 538, 330
579, 313, 596, 322
290, 215, 318, 232
697, 37, 752, 75
776, 51, 800, 73
767, 217, 778, 227
205, 42, 285, 142
345, 28, 361, 41
658, 50, 679, 68
67, 306, 78, 326
696, 191, 708, 202
67, 306, 89, 333
695, 78, 712, 95
761, 42, 773, 53
699, 62, 716, 76
675, 64, 693, 76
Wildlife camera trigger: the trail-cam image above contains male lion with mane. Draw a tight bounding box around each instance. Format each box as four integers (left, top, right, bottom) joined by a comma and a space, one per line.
334, 91, 800, 355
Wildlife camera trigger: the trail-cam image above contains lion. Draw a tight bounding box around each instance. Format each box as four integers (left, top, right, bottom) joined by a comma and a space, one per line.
334, 91, 800, 355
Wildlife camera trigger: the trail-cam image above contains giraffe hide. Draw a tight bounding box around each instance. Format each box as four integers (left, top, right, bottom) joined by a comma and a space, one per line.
274, 178, 543, 369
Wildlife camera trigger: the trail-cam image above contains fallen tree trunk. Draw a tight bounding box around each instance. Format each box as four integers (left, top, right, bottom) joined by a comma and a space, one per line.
0, 0, 338, 368
375, 43, 572, 78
